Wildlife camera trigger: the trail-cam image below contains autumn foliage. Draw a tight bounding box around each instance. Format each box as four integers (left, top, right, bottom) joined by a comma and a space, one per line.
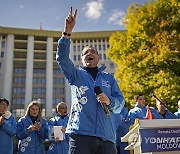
107, 0, 180, 111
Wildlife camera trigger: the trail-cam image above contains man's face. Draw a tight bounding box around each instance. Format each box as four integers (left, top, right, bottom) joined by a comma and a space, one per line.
81, 47, 99, 68
156, 100, 166, 112
137, 96, 146, 108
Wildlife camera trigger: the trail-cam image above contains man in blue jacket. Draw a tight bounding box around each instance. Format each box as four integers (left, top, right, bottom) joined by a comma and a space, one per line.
0, 98, 17, 154
128, 94, 162, 125
56, 7, 125, 154
114, 107, 130, 154
156, 99, 177, 119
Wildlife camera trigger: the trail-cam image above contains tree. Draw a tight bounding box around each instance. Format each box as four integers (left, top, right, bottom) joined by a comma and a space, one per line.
107, 0, 180, 111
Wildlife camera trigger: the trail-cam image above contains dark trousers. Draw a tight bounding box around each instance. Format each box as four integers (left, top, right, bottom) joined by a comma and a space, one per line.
69, 134, 117, 154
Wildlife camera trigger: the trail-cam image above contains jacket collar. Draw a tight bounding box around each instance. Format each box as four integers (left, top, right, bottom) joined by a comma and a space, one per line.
80, 66, 106, 73
135, 104, 146, 109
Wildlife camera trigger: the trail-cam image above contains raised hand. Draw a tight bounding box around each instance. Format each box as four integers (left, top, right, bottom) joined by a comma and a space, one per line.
0, 115, 5, 126
63, 7, 77, 36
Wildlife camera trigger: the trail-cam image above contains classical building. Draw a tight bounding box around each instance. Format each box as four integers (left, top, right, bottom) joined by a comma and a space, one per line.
0, 27, 120, 117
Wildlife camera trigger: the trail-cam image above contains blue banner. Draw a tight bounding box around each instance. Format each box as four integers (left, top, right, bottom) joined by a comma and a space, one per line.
140, 128, 180, 153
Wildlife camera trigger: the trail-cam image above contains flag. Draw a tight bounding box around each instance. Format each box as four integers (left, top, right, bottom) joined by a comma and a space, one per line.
145, 106, 154, 120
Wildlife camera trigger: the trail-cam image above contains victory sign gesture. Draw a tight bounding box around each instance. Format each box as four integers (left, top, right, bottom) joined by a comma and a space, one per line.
63, 7, 77, 37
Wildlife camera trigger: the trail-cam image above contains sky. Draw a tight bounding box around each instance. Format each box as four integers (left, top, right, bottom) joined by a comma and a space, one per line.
0, 0, 149, 32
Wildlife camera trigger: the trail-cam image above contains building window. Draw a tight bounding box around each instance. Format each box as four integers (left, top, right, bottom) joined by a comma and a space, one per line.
77, 46, 80, 51
0, 62, 1, 68
13, 88, 25, 94
103, 54, 106, 60
82, 45, 84, 50
13, 77, 26, 83
98, 45, 101, 50
73, 46, 76, 52
53, 88, 64, 94
73, 55, 76, 61
99, 54, 102, 60
33, 88, 46, 94
1, 42, 5, 48
12, 109, 25, 118
12, 98, 25, 105
53, 98, 64, 104
33, 68, 46, 74
110, 63, 114, 69
78, 55, 81, 61
33, 77, 46, 84
0, 52, 4, 58
103, 45, 106, 50
53, 69, 62, 74
14, 68, 26, 73
53, 78, 64, 84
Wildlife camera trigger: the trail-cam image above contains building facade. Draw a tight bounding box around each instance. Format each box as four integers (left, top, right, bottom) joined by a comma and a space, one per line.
0, 27, 120, 117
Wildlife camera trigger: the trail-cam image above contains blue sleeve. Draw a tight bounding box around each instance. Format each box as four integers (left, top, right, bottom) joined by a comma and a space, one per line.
38, 118, 48, 140
128, 109, 138, 125
48, 118, 56, 141
1, 116, 17, 137
108, 76, 124, 114
56, 37, 79, 85
16, 118, 30, 140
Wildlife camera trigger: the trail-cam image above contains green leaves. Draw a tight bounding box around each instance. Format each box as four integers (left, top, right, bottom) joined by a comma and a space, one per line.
107, 0, 180, 111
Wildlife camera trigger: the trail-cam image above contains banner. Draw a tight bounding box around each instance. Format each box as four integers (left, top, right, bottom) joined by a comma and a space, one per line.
140, 128, 180, 153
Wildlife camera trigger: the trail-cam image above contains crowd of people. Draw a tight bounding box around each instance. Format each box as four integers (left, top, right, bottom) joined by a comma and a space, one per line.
0, 7, 180, 154
0, 96, 179, 154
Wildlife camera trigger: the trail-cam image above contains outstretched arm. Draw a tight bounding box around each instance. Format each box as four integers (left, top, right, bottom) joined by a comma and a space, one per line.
62, 7, 77, 38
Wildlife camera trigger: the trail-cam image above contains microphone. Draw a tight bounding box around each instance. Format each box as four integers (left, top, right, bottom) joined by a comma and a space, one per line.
150, 92, 178, 119
94, 86, 110, 116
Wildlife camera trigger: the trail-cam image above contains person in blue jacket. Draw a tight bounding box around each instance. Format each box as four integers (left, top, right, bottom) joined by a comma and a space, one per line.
174, 100, 180, 118
0, 98, 17, 154
16, 101, 48, 154
156, 99, 177, 119
56, 7, 125, 154
48, 102, 69, 154
114, 107, 130, 154
128, 94, 162, 125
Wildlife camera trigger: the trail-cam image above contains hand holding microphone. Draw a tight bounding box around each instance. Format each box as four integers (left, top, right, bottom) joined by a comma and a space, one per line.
94, 86, 111, 115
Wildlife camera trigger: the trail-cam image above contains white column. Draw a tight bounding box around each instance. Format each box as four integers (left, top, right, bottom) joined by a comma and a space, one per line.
2, 34, 14, 109
25, 36, 34, 109
46, 37, 53, 117
65, 80, 71, 112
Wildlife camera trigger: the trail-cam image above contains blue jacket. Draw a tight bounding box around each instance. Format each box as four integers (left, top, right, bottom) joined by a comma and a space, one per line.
174, 109, 180, 118
114, 107, 130, 154
157, 109, 177, 119
114, 107, 130, 146
128, 104, 162, 125
0, 112, 16, 154
16, 115, 48, 154
48, 114, 69, 154
56, 37, 125, 143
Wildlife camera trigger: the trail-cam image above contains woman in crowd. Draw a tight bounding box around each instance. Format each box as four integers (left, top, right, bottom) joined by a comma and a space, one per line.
0, 98, 17, 154
47, 102, 69, 154
16, 101, 48, 154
